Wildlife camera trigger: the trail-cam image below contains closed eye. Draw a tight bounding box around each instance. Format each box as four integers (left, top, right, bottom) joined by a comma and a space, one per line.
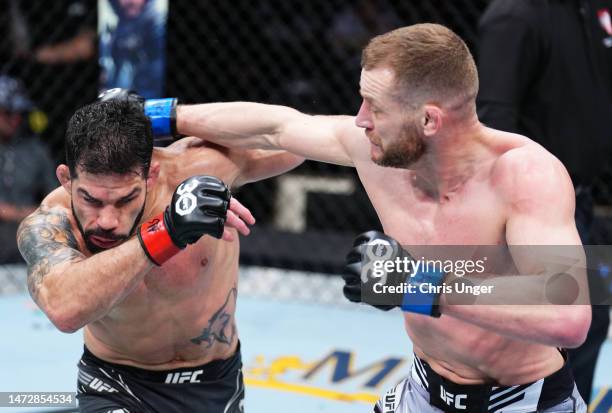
84, 196, 103, 207
116, 197, 136, 207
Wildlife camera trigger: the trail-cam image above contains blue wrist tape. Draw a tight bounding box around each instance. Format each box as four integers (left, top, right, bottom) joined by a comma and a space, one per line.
144, 98, 175, 137
401, 268, 444, 317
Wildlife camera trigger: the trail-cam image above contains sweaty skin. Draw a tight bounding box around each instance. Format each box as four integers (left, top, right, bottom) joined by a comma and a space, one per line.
351, 131, 566, 385
18, 138, 303, 369
172, 67, 590, 385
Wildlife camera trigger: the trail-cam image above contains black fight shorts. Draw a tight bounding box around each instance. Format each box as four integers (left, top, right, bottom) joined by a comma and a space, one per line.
76, 343, 244, 413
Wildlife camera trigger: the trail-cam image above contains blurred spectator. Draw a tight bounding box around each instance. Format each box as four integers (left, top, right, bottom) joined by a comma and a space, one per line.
327, 0, 402, 67
1, 0, 95, 63
325, 0, 402, 112
100, 0, 166, 98
0, 76, 56, 263
477, 0, 612, 404
0, 0, 98, 160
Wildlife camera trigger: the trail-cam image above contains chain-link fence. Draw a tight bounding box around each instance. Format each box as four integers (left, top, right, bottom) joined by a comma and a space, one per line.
5, 0, 611, 299
166, 0, 490, 274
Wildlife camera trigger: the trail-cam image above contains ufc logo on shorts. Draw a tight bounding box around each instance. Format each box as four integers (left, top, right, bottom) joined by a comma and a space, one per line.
88, 378, 118, 393
165, 369, 204, 384
440, 385, 467, 410
383, 393, 396, 412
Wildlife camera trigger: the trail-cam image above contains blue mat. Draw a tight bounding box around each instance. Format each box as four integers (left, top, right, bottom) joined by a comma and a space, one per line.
0, 294, 609, 412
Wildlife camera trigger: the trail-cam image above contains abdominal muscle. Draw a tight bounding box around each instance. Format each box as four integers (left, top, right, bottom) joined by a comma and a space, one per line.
84, 237, 240, 370
405, 314, 564, 386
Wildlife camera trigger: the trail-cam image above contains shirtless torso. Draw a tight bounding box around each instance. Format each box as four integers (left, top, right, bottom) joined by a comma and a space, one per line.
351, 128, 569, 385
20, 138, 303, 370
176, 100, 588, 387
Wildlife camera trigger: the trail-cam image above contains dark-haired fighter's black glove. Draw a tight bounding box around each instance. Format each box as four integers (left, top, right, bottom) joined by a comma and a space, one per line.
137, 176, 230, 265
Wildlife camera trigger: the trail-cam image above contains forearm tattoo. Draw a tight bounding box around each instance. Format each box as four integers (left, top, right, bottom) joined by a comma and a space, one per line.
17, 206, 85, 299
191, 287, 238, 348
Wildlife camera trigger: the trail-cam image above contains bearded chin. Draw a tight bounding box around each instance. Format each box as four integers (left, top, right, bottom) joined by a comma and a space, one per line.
71, 199, 146, 254
377, 130, 427, 169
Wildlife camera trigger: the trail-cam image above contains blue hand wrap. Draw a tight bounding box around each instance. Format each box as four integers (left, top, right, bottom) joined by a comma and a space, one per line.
401, 268, 444, 317
144, 98, 175, 137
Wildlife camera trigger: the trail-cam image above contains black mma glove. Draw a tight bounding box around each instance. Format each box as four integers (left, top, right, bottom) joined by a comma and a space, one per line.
137, 176, 231, 265
343, 231, 443, 317
343, 231, 404, 311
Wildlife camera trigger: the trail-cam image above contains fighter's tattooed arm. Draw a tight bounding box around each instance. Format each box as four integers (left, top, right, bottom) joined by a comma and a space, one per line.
17, 205, 154, 332
17, 206, 85, 301
191, 287, 238, 348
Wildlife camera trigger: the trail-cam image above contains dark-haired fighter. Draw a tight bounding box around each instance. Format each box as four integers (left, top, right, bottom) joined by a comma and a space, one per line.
17, 99, 303, 412
160, 24, 592, 412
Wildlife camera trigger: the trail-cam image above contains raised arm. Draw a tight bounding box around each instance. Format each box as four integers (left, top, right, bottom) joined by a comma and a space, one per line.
96, 89, 361, 166
17, 205, 153, 333
17, 174, 245, 333
176, 103, 357, 167
234, 149, 305, 187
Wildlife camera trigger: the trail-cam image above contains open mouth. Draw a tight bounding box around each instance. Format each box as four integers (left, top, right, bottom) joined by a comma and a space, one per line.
90, 236, 121, 249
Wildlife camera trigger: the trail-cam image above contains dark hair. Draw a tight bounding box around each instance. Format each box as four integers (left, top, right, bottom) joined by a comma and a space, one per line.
65, 100, 153, 178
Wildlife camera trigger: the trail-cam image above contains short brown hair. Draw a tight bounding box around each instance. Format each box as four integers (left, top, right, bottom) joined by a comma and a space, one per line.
362, 24, 478, 107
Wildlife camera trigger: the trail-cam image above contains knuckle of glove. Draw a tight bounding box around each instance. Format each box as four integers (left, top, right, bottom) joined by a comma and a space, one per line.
342, 285, 361, 302
342, 262, 362, 283
200, 175, 224, 187
196, 176, 231, 199
362, 230, 385, 242
346, 246, 364, 264
198, 195, 227, 215
353, 232, 373, 246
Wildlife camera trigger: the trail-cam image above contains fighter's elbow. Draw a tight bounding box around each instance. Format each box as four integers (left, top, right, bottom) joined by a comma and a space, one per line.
41, 290, 85, 334
46, 304, 84, 333
50, 316, 81, 334
45, 308, 82, 334
552, 306, 591, 348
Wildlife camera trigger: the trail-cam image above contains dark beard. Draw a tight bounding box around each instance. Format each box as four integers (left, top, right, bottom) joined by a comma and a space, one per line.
71, 200, 146, 254
376, 125, 427, 169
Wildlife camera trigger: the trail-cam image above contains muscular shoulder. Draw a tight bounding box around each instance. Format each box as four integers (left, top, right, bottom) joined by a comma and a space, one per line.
40, 186, 71, 209
17, 204, 84, 298
492, 143, 574, 215
156, 138, 243, 189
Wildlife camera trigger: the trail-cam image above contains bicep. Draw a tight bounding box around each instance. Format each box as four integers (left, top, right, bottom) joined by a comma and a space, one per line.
235, 149, 305, 186
17, 206, 84, 300
506, 202, 590, 310
506, 210, 581, 247
501, 147, 578, 247
280, 114, 357, 167
504, 168, 587, 301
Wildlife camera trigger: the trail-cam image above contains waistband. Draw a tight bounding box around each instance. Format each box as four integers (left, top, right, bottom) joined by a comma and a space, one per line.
80, 341, 242, 384
411, 350, 574, 413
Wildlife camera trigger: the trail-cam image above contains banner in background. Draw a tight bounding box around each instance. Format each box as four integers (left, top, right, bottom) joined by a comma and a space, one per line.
99, 0, 168, 98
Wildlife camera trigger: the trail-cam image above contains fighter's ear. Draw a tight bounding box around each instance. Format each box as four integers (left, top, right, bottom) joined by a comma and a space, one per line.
422, 105, 443, 136
56, 164, 72, 194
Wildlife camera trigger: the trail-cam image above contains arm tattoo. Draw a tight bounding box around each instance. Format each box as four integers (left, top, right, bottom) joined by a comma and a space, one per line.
191, 287, 237, 348
17, 206, 85, 299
